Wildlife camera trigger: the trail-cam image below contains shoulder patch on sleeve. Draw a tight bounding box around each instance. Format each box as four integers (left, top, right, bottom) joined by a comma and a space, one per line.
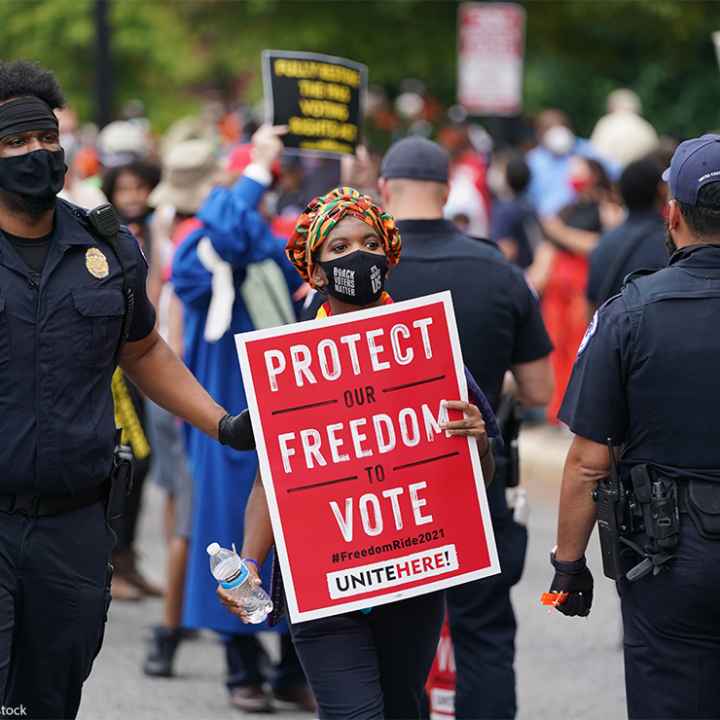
622, 267, 657, 288
577, 311, 598, 356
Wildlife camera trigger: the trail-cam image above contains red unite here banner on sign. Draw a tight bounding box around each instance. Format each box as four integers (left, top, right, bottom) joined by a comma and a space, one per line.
235, 292, 499, 622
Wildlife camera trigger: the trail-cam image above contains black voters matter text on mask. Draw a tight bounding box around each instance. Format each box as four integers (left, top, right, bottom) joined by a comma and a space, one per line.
319, 250, 389, 306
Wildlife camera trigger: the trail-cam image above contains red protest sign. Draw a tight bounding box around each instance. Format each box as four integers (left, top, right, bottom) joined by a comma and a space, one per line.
235, 292, 499, 622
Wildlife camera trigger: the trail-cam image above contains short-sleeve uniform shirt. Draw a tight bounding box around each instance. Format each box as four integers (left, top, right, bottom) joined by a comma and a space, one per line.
560, 244, 720, 472
0, 199, 156, 494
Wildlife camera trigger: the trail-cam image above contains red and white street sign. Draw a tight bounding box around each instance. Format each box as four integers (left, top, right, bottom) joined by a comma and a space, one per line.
235, 292, 499, 623
458, 2, 526, 116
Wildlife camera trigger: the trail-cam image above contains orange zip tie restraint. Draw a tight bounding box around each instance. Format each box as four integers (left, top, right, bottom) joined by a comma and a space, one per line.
540, 592, 569, 607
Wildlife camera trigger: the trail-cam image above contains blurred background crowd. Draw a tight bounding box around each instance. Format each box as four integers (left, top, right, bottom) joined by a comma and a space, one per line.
7, 0, 720, 715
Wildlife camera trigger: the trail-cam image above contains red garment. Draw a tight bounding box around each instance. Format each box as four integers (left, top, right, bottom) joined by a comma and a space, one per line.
226, 143, 281, 179
454, 150, 491, 215
542, 251, 590, 424
316, 291, 393, 319
162, 217, 203, 284
425, 616, 456, 718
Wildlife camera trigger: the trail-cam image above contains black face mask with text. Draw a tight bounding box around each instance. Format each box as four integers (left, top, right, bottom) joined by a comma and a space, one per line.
0, 148, 66, 216
319, 250, 389, 306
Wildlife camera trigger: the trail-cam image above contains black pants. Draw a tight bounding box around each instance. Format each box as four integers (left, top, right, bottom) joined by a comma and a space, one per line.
447, 477, 528, 719
0, 501, 114, 719
290, 592, 445, 720
619, 520, 720, 719
225, 633, 307, 692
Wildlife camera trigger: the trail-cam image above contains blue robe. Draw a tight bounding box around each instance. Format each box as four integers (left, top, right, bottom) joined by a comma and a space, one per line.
172, 176, 301, 634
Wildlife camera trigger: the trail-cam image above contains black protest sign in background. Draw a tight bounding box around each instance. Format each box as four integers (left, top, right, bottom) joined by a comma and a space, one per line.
262, 50, 367, 158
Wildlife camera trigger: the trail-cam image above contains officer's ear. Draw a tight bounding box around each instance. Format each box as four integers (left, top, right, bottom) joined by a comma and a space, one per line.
378, 177, 389, 207
438, 182, 450, 207
667, 199, 682, 231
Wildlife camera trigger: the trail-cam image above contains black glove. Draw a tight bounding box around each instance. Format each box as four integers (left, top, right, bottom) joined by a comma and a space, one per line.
218, 411, 256, 451
548, 551, 594, 617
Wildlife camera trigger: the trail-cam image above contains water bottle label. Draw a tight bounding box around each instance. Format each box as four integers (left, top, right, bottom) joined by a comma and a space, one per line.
220, 562, 249, 589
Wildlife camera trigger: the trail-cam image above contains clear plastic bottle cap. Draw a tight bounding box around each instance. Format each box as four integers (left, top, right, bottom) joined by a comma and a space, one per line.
206, 542, 221, 556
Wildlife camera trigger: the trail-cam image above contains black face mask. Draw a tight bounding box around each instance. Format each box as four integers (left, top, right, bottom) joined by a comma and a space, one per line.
319, 250, 389, 306
665, 227, 677, 257
0, 148, 66, 215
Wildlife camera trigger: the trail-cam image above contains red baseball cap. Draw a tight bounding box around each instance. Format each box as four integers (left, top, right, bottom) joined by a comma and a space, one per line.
226, 143, 281, 180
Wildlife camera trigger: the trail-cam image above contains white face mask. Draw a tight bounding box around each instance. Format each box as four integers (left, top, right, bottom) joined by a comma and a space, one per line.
486, 164, 508, 198
543, 125, 575, 156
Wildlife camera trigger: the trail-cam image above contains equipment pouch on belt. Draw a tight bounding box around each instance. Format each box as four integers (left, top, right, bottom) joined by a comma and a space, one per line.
107, 442, 133, 523
623, 465, 680, 581
686, 479, 720, 540
630, 465, 680, 551
495, 394, 521, 488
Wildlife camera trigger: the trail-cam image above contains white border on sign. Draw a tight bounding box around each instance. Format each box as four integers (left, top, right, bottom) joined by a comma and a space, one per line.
260, 49, 368, 160
235, 291, 500, 623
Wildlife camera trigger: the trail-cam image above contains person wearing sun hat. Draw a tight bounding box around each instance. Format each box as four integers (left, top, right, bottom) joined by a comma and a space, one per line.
170, 125, 313, 713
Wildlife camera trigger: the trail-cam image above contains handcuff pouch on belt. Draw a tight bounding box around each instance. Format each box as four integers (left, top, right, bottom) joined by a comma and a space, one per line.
685, 479, 720, 540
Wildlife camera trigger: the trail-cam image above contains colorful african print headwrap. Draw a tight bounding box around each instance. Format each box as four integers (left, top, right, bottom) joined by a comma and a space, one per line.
287, 186, 402, 284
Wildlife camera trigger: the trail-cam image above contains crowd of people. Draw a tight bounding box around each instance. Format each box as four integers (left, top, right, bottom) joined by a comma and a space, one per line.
0, 56, 691, 720
57, 81, 674, 716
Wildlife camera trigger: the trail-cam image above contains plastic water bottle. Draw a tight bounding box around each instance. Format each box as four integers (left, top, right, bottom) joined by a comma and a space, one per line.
207, 542, 273, 624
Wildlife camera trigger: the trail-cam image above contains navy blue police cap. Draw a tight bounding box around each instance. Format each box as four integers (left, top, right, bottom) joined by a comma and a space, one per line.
380, 137, 449, 183
662, 133, 720, 206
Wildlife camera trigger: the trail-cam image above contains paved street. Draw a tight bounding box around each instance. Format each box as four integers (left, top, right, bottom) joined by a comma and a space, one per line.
80, 425, 626, 719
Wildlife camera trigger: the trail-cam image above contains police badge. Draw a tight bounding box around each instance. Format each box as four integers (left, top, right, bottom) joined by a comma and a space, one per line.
85, 247, 110, 279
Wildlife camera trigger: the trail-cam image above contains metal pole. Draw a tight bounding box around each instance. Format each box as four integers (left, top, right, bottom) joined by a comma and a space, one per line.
95, 0, 113, 128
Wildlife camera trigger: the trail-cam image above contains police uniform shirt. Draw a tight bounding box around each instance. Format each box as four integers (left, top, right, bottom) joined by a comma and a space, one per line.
560, 244, 720, 473
0, 199, 156, 495
385, 219, 553, 409
586, 211, 667, 308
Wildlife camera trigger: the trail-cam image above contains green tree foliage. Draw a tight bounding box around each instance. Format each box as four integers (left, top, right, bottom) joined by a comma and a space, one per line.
0, 0, 203, 126
0, 0, 718, 138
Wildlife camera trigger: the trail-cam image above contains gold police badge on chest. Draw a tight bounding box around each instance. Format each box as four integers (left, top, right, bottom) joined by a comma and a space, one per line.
85, 247, 110, 279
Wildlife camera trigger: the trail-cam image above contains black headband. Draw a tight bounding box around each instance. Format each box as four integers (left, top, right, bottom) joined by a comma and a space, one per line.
0, 96, 58, 140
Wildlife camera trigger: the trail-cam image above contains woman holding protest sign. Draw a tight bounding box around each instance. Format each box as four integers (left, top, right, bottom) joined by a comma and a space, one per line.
218, 186, 497, 719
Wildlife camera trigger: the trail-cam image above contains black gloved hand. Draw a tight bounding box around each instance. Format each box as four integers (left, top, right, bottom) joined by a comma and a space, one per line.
549, 551, 594, 617
218, 411, 256, 451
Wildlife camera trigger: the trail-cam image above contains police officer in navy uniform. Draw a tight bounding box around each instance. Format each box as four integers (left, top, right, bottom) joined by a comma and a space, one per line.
377, 137, 554, 719
550, 134, 720, 719
0, 61, 255, 719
